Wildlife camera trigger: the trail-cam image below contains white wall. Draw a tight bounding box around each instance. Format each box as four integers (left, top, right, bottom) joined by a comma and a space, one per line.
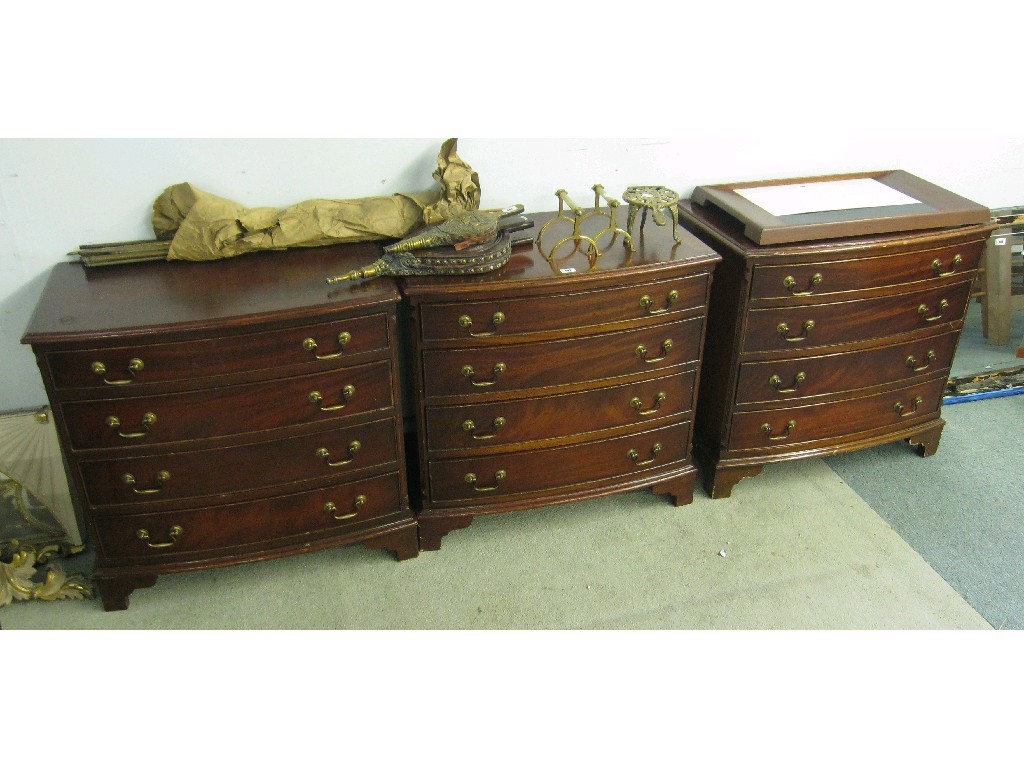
2, 136, 1022, 411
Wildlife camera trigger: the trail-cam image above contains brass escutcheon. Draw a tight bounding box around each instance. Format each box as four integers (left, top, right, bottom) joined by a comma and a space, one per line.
635, 339, 673, 364
136, 524, 183, 549
458, 311, 505, 337
316, 440, 362, 467
325, 495, 366, 520
932, 254, 962, 276
465, 469, 507, 492
461, 362, 506, 387
309, 384, 356, 411
761, 420, 796, 441
92, 357, 144, 385
462, 416, 506, 439
630, 392, 667, 416
777, 320, 815, 342
769, 372, 806, 393
302, 331, 352, 360
639, 290, 679, 315
628, 443, 662, 466
106, 411, 157, 439
918, 300, 949, 322
894, 396, 923, 417
782, 273, 823, 296
122, 469, 171, 495
906, 350, 937, 372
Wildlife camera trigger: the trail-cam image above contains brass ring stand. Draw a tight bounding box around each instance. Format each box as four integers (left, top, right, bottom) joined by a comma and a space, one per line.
535, 185, 635, 268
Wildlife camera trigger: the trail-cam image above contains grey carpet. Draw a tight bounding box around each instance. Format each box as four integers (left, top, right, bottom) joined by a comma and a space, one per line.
825, 302, 1024, 629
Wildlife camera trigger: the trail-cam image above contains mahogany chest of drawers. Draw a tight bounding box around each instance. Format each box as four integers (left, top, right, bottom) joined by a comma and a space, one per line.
401, 212, 721, 549
22, 243, 417, 610
678, 199, 996, 498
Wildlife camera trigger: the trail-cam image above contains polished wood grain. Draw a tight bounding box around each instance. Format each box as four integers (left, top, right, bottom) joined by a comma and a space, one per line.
734, 329, 959, 405
418, 273, 710, 341
60, 360, 395, 449
428, 421, 693, 504
23, 244, 417, 611
749, 240, 982, 301
742, 280, 973, 353
680, 197, 996, 499
94, 473, 404, 561
80, 417, 399, 508
22, 241, 395, 342
421, 316, 704, 398
405, 210, 720, 548
728, 377, 946, 451
43, 312, 391, 391
424, 369, 696, 453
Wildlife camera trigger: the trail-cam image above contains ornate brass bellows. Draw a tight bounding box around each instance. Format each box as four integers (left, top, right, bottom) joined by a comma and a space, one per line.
326, 205, 532, 283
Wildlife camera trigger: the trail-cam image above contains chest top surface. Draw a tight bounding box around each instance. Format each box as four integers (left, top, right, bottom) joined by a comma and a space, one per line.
401, 210, 721, 299
22, 241, 401, 344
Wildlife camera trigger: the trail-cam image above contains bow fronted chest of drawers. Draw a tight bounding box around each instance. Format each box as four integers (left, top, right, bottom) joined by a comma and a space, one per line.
22, 244, 417, 610
401, 212, 721, 549
678, 200, 996, 498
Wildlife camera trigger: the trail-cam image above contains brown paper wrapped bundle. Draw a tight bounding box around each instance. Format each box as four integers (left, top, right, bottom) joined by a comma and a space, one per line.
74, 138, 481, 266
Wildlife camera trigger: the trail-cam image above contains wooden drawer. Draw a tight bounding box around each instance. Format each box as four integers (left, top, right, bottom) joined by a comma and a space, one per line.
425, 369, 696, 452
729, 377, 946, 451
735, 329, 960, 405
45, 313, 391, 390
421, 317, 703, 398
417, 273, 710, 342
749, 240, 983, 300
743, 280, 973, 353
427, 421, 692, 503
93, 472, 403, 562
80, 418, 399, 509
60, 360, 395, 450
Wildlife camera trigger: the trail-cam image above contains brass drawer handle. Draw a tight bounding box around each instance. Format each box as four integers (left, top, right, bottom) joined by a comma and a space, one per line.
639, 289, 679, 315
918, 299, 949, 323
106, 412, 157, 439
325, 495, 365, 521
761, 419, 796, 441
628, 442, 662, 466
136, 524, 183, 549
308, 384, 355, 412
458, 311, 505, 337
461, 362, 506, 387
302, 331, 352, 360
630, 392, 667, 415
782, 273, 822, 296
894, 396, 923, 417
906, 350, 936, 372
769, 372, 806, 393
462, 416, 506, 440
635, 339, 673, 364
932, 254, 962, 277
465, 469, 507, 492
316, 440, 362, 467
122, 470, 171, 495
777, 320, 815, 342
91, 358, 144, 385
